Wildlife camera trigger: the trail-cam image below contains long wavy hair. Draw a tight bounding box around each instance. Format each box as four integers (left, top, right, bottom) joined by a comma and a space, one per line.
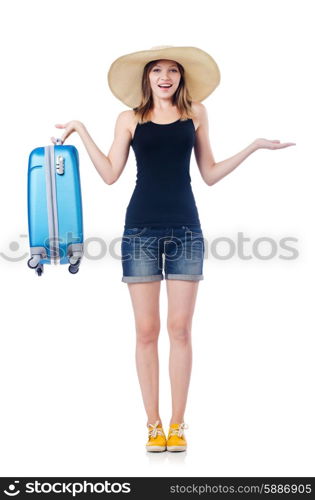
133, 59, 195, 124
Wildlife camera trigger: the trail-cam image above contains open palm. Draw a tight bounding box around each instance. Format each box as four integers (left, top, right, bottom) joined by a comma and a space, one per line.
254, 138, 296, 150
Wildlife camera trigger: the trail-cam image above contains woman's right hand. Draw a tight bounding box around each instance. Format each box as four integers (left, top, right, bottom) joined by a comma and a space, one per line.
51, 120, 83, 144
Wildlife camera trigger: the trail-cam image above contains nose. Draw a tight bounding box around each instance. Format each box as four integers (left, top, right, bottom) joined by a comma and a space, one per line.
160, 70, 172, 79
160, 74, 172, 82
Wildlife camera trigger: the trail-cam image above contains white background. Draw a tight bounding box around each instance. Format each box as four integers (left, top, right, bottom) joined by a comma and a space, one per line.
0, 0, 314, 477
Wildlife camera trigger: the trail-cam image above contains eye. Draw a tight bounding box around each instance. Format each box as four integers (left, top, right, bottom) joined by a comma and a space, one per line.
152, 68, 178, 72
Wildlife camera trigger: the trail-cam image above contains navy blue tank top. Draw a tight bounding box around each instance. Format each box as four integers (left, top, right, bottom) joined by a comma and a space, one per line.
124, 118, 201, 228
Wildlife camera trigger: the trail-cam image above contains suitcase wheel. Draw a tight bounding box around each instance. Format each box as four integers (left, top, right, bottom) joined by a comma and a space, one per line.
68, 264, 79, 274
28, 257, 44, 276
36, 266, 43, 276
28, 257, 39, 269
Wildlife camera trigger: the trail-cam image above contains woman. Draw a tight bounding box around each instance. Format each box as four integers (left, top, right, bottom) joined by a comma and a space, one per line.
51, 45, 295, 453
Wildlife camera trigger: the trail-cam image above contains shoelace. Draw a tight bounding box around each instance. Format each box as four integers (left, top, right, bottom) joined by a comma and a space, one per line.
169, 422, 189, 438
148, 420, 164, 439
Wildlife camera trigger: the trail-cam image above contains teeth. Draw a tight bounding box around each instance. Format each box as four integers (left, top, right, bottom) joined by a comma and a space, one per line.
159, 84, 172, 87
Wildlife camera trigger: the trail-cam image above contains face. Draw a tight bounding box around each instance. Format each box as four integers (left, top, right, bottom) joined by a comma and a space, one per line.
148, 59, 181, 98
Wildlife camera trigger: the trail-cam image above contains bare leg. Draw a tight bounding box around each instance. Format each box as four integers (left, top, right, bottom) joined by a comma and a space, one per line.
166, 280, 200, 425
127, 281, 162, 425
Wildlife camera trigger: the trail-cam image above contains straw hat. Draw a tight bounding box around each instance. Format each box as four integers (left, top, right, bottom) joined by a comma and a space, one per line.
107, 45, 220, 108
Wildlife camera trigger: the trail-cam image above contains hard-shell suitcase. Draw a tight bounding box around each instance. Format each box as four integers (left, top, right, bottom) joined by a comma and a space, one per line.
27, 138, 84, 276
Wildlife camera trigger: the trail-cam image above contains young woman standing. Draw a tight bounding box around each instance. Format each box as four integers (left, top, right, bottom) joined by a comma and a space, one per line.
51, 45, 295, 453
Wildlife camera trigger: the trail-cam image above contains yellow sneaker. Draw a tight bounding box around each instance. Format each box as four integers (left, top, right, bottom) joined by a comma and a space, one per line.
146, 420, 167, 452
166, 422, 188, 452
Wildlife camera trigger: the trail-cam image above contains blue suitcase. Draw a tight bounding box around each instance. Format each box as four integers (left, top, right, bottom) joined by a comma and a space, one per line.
27, 138, 84, 276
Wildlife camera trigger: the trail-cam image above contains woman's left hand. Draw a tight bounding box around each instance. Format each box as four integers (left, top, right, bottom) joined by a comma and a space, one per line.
253, 138, 296, 150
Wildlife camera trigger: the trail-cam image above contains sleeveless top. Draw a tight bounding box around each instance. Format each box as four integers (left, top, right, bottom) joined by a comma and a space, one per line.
124, 118, 201, 228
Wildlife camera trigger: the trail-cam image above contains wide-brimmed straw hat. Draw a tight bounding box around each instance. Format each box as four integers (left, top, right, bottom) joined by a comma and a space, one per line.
107, 45, 220, 108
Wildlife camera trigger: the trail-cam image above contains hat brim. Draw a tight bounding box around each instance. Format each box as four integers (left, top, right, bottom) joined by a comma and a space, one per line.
107, 46, 220, 108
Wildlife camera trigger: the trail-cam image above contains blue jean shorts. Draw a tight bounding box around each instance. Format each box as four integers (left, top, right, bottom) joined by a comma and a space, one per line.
121, 225, 205, 283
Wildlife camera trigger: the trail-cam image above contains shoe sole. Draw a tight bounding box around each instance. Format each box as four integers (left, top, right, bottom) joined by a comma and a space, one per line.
146, 445, 166, 452
167, 445, 186, 452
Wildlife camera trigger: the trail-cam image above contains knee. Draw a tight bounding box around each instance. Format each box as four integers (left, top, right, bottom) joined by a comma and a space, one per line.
168, 319, 191, 343
136, 321, 160, 345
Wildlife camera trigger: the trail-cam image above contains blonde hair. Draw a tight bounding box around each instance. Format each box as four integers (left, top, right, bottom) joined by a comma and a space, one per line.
132, 60, 195, 124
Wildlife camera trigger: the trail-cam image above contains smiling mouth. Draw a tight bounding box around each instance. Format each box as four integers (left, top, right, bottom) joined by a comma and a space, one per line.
158, 84, 173, 88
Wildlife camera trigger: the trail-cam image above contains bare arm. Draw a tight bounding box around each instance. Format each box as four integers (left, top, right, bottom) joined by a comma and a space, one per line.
207, 142, 259, 186
52, 111, 132, 185
193, 103, 296, 186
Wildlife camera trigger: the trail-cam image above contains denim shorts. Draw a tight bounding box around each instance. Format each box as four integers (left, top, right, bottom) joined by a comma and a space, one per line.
121, 225, 205, 283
